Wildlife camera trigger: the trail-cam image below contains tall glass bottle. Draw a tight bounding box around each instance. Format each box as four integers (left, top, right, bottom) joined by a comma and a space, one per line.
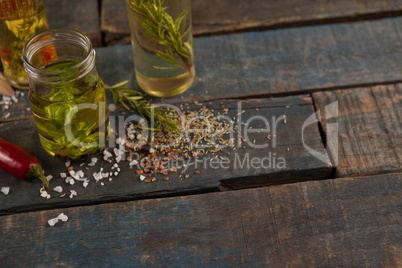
22, 29, 109, 160
126, 0, 195, 97
0, 0, 49, 89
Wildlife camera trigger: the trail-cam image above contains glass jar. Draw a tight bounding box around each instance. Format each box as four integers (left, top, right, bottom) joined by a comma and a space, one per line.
126, 0, 195, 97
0, 0, 49, 89
22, 29, 109, 160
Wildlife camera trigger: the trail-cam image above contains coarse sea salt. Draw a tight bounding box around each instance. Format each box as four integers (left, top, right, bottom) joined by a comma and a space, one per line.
140, 175, 146, 181
87, 157, 98, 166
129, 160, 138, 166
46, 175, 53, 181
69, 190, 77, 198
1, 187, 10, 195
48, 213, 68, 226
65, 161, 71, 167
40, 189, 51, 199
53, 186, 63, 193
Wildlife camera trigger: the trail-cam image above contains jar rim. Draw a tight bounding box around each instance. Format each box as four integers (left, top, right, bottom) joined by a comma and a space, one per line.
22, 28, 94, 81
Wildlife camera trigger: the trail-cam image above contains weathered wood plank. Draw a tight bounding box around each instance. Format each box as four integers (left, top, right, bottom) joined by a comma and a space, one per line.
96, 17, 402, 103
100, 0, 402, 45
313, 84, 402, 177
0, 173, 400, 266
192, 0, 402, 35
2, 17, 402, 123
44, 0, 102, 47
0, 95, 331, 215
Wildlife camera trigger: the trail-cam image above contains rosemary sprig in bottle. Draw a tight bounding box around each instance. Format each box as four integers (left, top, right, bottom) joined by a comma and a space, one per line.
106, 80, 179, 131
127, 0, 194, 77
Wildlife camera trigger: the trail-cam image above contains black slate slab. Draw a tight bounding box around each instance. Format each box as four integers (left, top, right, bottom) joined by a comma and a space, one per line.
0, 95, 331, 215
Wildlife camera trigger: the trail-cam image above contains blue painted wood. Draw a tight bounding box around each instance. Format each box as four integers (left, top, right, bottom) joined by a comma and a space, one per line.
313, 83, 402, 177
96, 17, 402, 103
0, 173, 400, 266
101, 0, 402, 44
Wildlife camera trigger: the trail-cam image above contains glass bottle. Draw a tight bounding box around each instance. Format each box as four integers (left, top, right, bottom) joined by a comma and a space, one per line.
22, 29, 109, 160
126, 0, 195, 97
0, 0, 49, 89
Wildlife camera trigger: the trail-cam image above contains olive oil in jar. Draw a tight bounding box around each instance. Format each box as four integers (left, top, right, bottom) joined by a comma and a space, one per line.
29, 59, 109, 160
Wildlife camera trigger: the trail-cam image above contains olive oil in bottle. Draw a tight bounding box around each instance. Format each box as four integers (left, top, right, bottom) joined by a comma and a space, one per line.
0, 0, 49, 89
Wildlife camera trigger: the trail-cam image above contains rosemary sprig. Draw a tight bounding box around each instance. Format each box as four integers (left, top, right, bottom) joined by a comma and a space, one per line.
128, 0, 194, 77
106, 80, 179, 131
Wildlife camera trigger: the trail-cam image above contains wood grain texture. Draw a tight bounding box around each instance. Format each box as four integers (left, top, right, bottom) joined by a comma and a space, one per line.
192, 0, 402, 35
44, 0, 102, 47
0, 173, 400, 267
2, 17, 402, 123
101, 0, 402, 45
313, 84, 402, 178
0, 95, 332, 215
96, 17, 402, 103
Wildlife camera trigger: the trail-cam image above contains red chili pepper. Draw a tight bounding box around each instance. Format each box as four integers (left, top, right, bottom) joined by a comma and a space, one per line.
0, 137, 49, 189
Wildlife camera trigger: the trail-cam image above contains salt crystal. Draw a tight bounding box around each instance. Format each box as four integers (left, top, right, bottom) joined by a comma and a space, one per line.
1, 187, 10, 195
26, 108, 31, 111
69, 179, 75, 185
11, 96, 18, 103
57, 213, 68, 222
53, 186, 63, 193
4, 112, 10, 119
88, 157, 98, 166
116, 155, 121, 163
40, 190, 50, 199
103, 150, 113, 158
117, 168, 121, 172
114, 148, 124, 157
48, 218, 59, 226
101, 182, 104, 186
137, 134, 142, 139
65, 161, 71, 167
69, 170, 75, 177
113, 163, 118, 168
149, 148, 155, 153
129, 160, 138, 166
114, 172, 118, 176
83, 181, 89, 188
60, 173, 67, 178
116, 137, 121, 144
109, 178, 112, 181
76, 170, 84, 178
46, 175, 53, 181
80, 163, 85, 167
140, 175, 146, 181
69, 190, 77, 198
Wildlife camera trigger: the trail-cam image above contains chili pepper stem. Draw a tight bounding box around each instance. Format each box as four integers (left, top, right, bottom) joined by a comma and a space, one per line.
28, 164, 49, 190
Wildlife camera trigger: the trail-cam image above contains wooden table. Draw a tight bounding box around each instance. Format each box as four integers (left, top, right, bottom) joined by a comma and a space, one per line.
0, 0, 401, 266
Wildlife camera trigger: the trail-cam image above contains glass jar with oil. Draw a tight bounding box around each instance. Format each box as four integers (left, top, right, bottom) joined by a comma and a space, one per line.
0, 0, 49, 89
22, 29, 109, 160
126, 0, 195, 97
